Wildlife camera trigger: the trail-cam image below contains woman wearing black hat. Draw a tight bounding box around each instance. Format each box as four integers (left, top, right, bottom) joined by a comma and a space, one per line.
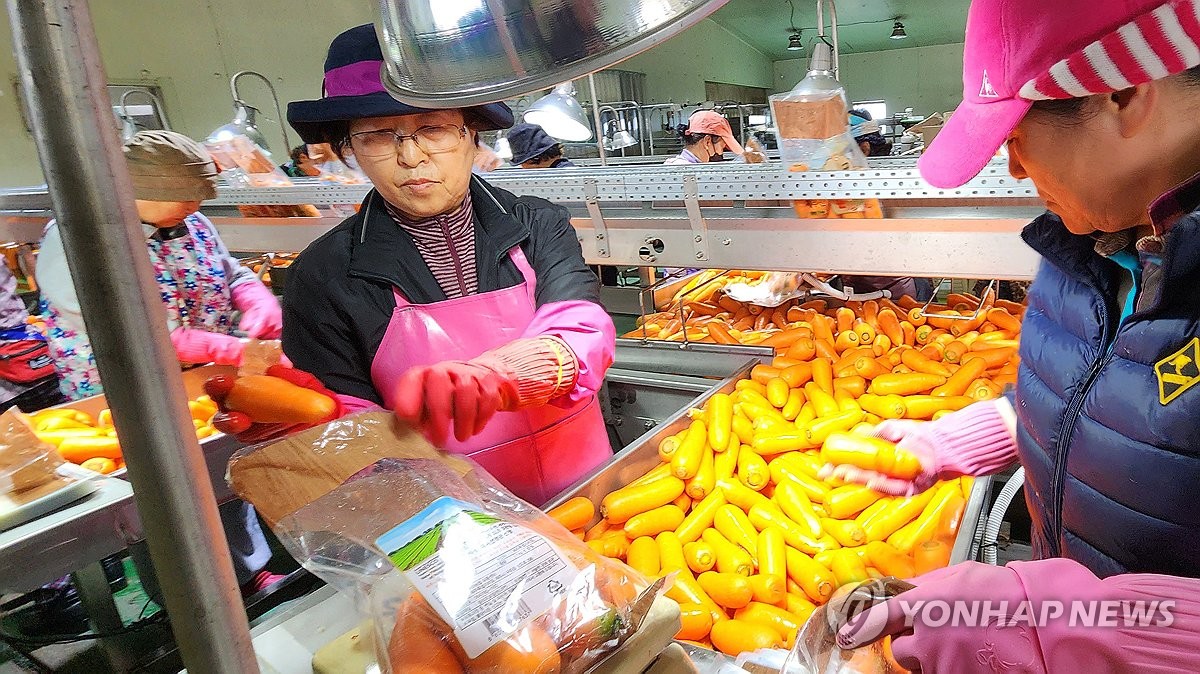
217, 25, 614, 506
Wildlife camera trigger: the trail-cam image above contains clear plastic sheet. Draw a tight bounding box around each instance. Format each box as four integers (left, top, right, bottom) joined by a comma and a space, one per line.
783, 577, 913, 674
204, 134, 293, 188
229, 413, 659, 673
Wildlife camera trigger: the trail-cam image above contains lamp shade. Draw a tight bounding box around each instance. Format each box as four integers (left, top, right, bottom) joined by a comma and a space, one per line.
787, 32, 804, 50
890, 21, 908, 39
610, 129, 637, 149
784, 43, 842, 98
374, 0, 731, 107
523, 83, 594, 142
208, 102, 271, 153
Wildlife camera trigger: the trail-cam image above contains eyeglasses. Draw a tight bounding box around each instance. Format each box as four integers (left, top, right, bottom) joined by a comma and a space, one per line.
349, 124, 468, 157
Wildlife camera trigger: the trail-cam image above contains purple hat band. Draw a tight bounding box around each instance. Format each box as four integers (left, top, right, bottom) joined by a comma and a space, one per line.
323, 60, 386, 97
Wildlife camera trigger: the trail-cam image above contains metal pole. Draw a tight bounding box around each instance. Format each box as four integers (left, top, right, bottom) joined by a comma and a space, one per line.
7, 1, 259, 671
588, 73, 608, 166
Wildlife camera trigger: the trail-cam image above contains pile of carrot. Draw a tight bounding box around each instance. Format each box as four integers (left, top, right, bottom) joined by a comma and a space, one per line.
550, 285, 1022, 656
31, 396, 221, 474
547, 389, 973, 657
624, 278, 1024, 386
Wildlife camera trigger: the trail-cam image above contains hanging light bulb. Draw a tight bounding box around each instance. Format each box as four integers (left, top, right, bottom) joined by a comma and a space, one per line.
785, 0, 805, 52
523, 82, 593, 142
207, 71, 291, 155
116, 111, 141, 142
208, 101, 272, 153
890, 21, 908, 40
610, 129, 637, 150
376, 0, 730, 107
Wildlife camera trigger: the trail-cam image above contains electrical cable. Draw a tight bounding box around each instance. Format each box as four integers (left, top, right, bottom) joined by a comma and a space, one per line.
791, 17, 901, 32
983, 467, 1025, 565
0, 609, 168, 647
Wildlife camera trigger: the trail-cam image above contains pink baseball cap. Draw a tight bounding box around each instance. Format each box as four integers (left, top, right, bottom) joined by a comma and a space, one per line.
687, 110, 744, 154
920, 0, 1200, 189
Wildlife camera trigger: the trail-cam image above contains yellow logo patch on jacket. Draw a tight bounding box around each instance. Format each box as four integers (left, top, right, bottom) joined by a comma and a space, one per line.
1156, 338, 1200, 405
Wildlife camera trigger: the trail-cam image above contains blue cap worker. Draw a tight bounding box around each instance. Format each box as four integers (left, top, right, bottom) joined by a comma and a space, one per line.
507, 123, 575, 169
849, 109, 893, 157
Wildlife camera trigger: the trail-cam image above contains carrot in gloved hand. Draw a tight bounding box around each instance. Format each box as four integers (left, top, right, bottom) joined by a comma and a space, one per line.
821, 432, 923, 481
205, 364, 342, 443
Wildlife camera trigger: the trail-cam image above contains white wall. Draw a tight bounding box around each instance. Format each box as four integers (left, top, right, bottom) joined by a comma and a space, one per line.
620, 18, 775, 104
0, 6, 776, 188
773, 43, 966, 118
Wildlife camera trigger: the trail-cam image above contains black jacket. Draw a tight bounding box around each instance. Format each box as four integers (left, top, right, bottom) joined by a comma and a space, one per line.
281, 176, 600, 404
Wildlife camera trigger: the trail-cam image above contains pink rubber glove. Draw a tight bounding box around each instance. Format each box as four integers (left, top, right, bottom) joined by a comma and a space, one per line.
231, 281, 282, 339
820, 400, 1018, 496
393, 337, 578, 446
171, 328, 245, 366
838, 559, 1200, 673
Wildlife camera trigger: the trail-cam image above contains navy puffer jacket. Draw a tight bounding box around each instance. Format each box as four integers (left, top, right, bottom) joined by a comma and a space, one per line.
1015, 209, 1200, 579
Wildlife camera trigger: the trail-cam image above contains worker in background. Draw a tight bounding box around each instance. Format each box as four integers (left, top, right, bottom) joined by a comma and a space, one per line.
664, 110, 743, 164
849, 109, 893, 158
38, 130, 283, 597
213, 25, 615, 507
505, 122, 610, 283
508, 123, 576, 168
841, 110, 921, 299
280, 144, 320, 177
827, 0, 1200, 670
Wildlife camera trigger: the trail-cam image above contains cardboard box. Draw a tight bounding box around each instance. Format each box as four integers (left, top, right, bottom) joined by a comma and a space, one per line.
908, 112, 948, 146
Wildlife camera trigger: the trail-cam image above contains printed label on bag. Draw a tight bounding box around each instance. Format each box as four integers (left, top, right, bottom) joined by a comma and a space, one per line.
376, 497, 578, 658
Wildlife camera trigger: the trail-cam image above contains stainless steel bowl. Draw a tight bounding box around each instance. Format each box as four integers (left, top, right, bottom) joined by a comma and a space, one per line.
374, 0, 730, 107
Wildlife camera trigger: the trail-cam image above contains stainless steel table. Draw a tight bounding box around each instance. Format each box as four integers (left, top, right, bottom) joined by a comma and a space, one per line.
0, 477, 139, 594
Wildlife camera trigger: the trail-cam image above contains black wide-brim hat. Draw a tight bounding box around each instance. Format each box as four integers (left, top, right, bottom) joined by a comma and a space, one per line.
287, 24, 513, 144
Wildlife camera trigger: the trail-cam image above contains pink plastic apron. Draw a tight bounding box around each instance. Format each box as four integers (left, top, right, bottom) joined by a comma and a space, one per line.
370, 246, 610, 506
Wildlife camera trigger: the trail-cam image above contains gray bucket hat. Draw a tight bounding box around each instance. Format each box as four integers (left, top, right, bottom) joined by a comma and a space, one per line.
124, 130, 219, 202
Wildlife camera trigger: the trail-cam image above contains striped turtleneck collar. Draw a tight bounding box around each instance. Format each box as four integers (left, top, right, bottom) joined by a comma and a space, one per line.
383, 194, 478, 298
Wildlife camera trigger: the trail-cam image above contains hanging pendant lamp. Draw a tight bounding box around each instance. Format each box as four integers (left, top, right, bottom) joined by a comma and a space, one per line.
373, 0, 731, 107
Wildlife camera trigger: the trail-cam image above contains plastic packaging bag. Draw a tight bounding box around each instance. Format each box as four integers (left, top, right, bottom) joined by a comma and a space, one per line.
783, 577, 913, 674
769, 85, 867, 174
204, 134, 293, 188
237, 339, 284, 376
229, 412, 660, 673
0, 409, 65, 497
316, 159, 368, 185
722, 272, 890, 308
770, 74, 880, 220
